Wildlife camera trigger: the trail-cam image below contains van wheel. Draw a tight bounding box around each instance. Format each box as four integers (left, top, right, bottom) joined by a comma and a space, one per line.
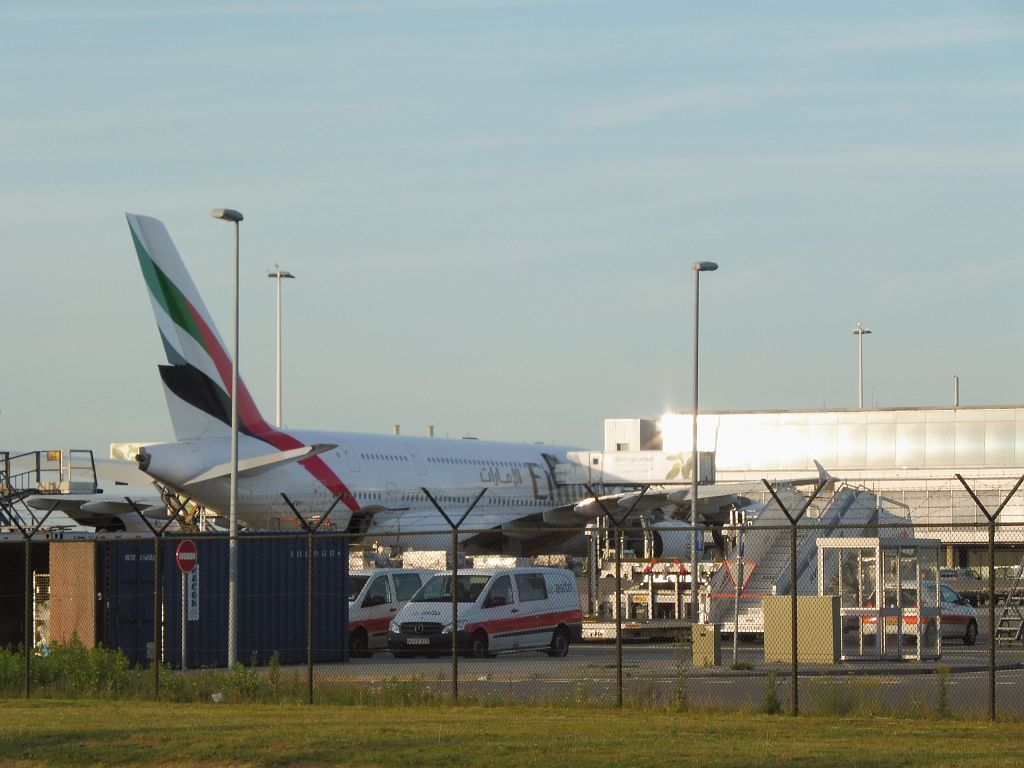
349, 628, 370, 658
964, 620, 978, 646
470, 631, 490, 658
546, 628, 570, 658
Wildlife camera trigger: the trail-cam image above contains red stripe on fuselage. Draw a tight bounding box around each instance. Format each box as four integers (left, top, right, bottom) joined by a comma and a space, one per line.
185, 301, 359, 513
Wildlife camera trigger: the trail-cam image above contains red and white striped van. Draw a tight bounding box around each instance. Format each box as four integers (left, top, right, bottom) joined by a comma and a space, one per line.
348, 569, 435, 657
387, 567, 583, 658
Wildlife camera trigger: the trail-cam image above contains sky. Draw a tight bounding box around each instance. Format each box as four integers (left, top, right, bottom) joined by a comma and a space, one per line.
2, 0, 1022, 457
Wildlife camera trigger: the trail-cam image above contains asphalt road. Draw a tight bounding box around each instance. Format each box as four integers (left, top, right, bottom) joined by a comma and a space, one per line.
308, 616, 1024, 716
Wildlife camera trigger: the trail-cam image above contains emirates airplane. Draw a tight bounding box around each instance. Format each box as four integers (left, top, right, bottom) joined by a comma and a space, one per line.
35, 214, 780, 556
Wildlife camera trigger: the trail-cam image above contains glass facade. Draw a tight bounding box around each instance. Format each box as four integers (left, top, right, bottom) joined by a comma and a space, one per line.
659, 407, 1024, 472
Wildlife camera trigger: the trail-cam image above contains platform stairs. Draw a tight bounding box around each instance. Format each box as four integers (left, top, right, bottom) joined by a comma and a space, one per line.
995, 553, 1024, 645
1, 450, 97, 529
710, 483, 889, 634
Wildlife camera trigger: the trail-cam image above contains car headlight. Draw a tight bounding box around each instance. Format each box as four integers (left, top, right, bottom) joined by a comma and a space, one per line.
388, 619, 400, 634
441, 621, 466, 634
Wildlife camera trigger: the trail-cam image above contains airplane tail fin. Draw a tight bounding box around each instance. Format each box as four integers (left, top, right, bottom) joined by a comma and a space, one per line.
126, 214, 273, 441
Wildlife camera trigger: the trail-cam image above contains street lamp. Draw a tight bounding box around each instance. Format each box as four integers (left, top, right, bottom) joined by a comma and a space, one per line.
853, 322, 872, 409
267, 265, 295, 428
690, 260, 718, 623
211, 207, 243, 668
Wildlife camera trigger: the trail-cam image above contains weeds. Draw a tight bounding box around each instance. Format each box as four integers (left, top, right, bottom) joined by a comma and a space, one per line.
3, 638, 142, 698
805, 678, 884, 717
936, 665, 951, 719
761, 670, 782, 715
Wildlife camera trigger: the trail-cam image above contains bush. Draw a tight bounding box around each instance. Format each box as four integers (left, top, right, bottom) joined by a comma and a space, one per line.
39, 639, 138, 697
0, 639, 142, 699
0, 647, 23, 695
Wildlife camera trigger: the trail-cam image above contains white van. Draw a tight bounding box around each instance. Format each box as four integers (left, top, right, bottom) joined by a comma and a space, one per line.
387, 567, 583, 658
348, 568, 434, 657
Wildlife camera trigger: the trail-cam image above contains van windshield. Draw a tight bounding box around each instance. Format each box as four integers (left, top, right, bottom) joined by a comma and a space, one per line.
347, 576, 370, 601
412, 574, 492, 603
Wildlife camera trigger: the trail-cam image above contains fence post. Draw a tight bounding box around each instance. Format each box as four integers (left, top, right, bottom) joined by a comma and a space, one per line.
789, 519, 798, 715
9, 501, 56, 699
989, 516, 995, 719
422, 487, 487, 704
281, 491, 347, 706
955, 473, 1024, 722
125, 497, 188, 700
583, 485, 650, 709
451, 526, 459, 703
762, 478, 829, 717
24, 536, 31, 699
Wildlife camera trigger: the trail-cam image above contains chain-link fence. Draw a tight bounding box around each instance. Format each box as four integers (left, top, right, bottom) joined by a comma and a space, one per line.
4, 476, 1024, 718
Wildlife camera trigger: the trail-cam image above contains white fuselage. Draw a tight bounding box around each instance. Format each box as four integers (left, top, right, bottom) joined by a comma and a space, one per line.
139, 429, 592, 554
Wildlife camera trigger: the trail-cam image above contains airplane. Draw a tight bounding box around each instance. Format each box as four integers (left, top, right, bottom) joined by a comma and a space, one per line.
35, 214, 825, 556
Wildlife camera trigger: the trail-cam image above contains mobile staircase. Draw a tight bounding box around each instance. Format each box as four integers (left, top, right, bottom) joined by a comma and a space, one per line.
995, 553, 1024, 645
1, 450, 98, 529
709, 483, 895, 635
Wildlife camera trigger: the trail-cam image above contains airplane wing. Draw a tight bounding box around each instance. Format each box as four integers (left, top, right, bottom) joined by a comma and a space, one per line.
26, 493, 176, 532
182, 443, 337, 485
542, 464, 832, 527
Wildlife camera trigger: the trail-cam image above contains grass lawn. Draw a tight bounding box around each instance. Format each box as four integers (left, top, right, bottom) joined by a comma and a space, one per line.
2, 700, 1023, 767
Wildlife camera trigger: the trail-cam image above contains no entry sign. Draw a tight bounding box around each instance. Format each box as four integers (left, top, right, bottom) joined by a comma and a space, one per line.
175, 539, 198, 574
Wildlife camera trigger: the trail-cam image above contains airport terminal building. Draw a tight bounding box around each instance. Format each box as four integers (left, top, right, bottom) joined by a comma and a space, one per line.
606, 405, 1024, 570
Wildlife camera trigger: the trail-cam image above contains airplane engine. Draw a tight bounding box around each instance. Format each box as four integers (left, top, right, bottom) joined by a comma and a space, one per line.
623, 520, 701, 560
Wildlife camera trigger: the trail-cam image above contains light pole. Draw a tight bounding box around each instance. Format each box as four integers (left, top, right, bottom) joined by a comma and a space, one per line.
690, 260, 717, 623
211, 207, 243, 668
267, 265, 295, 427
853, 322, 871, 409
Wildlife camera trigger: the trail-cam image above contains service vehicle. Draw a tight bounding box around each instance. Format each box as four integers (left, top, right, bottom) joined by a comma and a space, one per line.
387, 567, 583, 658
856, 581, 978, 645
348, 568, 435, 657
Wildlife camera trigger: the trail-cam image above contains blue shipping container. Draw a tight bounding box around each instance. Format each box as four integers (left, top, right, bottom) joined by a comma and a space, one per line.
162, 533, 349, 668
101, 539, 157, 667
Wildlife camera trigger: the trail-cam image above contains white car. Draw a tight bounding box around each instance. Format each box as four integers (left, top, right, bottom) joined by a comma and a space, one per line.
348, 569, 435, 657
856, 581, 978, 645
